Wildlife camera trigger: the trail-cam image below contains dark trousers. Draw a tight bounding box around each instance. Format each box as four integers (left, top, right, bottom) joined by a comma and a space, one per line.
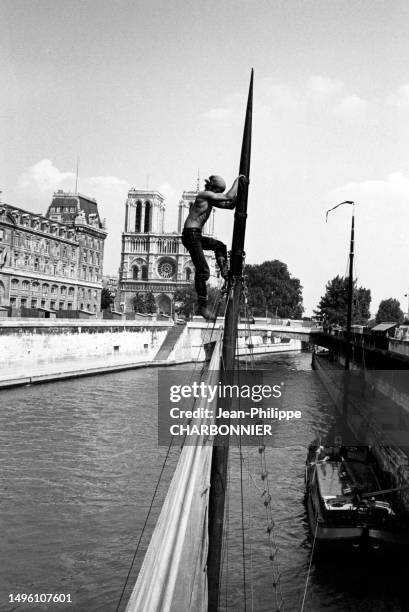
182, 228, 227, 299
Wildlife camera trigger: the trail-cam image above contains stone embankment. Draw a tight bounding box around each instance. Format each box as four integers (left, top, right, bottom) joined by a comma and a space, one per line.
0, 317, 306, 389
0, 319, 195, 389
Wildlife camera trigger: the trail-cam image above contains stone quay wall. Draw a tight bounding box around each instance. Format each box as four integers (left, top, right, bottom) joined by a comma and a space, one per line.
0, 320, 171, 367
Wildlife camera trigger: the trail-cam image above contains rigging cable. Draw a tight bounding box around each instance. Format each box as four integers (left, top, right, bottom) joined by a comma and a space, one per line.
113, 438, 175, 612
236, 361, 248, 611
299, 515, 319, 612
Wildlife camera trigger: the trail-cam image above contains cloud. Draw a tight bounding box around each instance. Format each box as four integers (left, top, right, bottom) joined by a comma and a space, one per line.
387, 84, 409, 109
330, 171, 409, 202
307, 75, 344, 97
18, 159, 75, 194
201, 105, 243, 127
16, 160, 131, 275
333, 95, 367, 118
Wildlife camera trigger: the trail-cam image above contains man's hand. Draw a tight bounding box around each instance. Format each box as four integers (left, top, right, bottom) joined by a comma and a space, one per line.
238, 174, 249, 187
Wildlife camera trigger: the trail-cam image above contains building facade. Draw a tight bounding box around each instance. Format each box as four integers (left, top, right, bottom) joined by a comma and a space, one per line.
118, 188, 216, 314
0, 190, 107, 313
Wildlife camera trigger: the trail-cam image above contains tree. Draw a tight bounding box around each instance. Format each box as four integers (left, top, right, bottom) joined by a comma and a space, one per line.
315, 275, 371, 326
144, 291, 156, 314
375, 298, 404, 324
132, 293, 146, 313
101, 287, 114, 310
174, 285, 196, 318
244, 260, 303, 318
173, 284, 222, 318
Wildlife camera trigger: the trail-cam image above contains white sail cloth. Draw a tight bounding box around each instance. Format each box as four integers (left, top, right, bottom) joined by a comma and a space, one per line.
126, 339, 221, 612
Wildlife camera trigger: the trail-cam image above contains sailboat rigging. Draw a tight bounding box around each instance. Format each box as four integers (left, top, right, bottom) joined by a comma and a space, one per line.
124, 70, 254, 612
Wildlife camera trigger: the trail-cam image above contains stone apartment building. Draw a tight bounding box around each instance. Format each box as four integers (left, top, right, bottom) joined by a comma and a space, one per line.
0, 190, 107, 313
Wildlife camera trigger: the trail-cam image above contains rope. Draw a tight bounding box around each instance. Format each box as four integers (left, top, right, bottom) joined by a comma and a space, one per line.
237, 375, 248, 611
113, 439, 175, 612
299, 515, 319, 612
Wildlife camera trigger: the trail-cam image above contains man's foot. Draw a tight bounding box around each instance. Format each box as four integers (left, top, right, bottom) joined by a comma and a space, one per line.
199, 304, 217, 322
217, 258, 229, 280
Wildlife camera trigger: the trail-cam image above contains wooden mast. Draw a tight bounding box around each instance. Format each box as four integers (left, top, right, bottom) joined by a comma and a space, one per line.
207, 69, 253, 612
344, 204, 355, 371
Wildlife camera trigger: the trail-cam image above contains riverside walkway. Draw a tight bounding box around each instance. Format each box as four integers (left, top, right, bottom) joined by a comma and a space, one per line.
0, 351, 193, 389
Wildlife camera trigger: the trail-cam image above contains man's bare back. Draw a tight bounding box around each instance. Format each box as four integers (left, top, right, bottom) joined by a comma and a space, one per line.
184, 175, 242, 230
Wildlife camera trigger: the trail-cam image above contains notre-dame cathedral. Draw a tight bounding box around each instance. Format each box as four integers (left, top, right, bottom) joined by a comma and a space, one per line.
118, 187, 216, 314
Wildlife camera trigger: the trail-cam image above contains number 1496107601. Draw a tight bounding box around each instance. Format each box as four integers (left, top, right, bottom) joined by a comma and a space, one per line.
9, 593, 72, 604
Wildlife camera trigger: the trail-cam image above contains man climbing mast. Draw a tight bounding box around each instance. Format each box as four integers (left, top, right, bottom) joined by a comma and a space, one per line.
182, 174, 246, 321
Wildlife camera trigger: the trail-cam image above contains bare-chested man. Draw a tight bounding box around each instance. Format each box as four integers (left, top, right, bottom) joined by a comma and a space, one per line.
182, 174, 245, 321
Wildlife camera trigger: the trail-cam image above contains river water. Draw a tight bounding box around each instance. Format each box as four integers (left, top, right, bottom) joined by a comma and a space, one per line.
1, 352, 408, 612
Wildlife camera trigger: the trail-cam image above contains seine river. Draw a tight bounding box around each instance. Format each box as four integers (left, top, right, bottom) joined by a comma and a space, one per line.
1, 352, 408, 612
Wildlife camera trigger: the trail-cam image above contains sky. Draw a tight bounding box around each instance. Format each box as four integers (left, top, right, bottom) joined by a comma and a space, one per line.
2, 0, 409, 316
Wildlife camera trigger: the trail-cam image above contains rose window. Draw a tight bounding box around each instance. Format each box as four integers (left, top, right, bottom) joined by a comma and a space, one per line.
158, 261, 175, 278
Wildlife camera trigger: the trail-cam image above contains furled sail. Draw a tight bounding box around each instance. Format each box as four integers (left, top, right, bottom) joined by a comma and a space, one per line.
125, 338, 222, 612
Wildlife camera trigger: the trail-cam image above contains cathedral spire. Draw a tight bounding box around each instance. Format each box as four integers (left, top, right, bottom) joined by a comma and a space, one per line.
196, 169, 200, 192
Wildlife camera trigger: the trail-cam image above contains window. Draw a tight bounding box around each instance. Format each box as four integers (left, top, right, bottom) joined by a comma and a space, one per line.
0, 229, 4, 240
132, 266, 139, 279
10, 297, 16, 307
50, 301, 55, 309
21, 298, 27, 307
86, 303, 90, 311
80, 303, 84, 310
32, 282, 40, 292
68, 287, 74, 297
67, 302, 72, 310
51, 285, 57, 295
41, 300, 45, 308
34, 258, 39, 271
22, 280, 30, 291
43, 283, 49, 294
59, 302, 64, 310
11, 279, 19, 290
31, 299, 37, 308
61, 286, 66, 296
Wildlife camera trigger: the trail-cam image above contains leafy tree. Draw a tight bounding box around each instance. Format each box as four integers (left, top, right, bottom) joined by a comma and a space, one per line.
144, 291, 157, 314
315, 275, 371, 326
375, 298, 404, 324
174, 285, 196, 318
101, 287, 114, 310
173, 284, 222, 318
244, 260, 303, 318
132, 293, 146, 313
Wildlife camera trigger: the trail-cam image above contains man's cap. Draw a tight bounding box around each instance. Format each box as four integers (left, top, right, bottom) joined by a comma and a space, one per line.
208, 175, 226, 191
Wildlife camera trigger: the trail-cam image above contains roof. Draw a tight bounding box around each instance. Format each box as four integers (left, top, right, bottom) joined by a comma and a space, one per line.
48, 191, 103, 228
371, 323, 398, 332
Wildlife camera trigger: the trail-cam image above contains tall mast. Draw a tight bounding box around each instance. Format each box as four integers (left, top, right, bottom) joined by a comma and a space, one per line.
345, 204, 355, 371
207, 69, 253, 612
